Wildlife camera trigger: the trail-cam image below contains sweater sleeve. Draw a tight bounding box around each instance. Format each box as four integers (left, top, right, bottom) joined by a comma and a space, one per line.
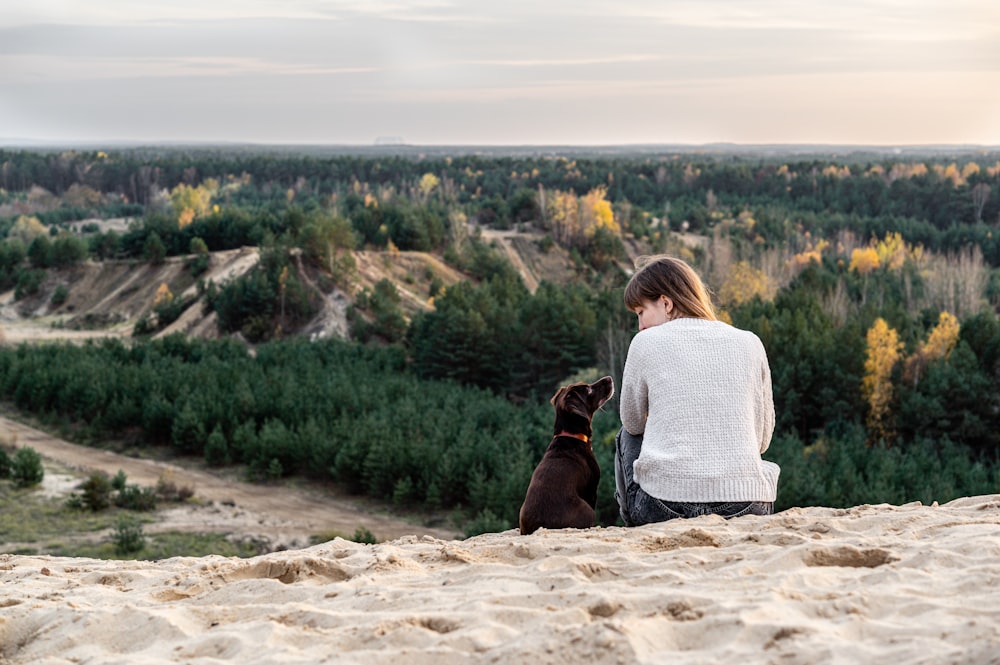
757, 342, 775, 454
619, 334, 649, 436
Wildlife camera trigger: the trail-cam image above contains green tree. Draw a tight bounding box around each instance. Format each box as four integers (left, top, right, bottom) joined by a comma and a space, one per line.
897, 342, 999, 455
189, 237, 209, 255
351, 279, 406, 343
11, 446, 44, 487
0, 447, 11, 478
80, 472, 113, 511
27, 234, 52, 268
48, 234, 88, 268
144, 232, 166, 264
112, 515, 146, 555
300, 212, 356, 284
204, 426, 229, 466
172, 402, 206, 454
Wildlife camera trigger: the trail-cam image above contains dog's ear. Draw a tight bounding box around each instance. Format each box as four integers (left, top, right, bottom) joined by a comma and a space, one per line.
550, 385, 570, 407
554, 383, 592, 420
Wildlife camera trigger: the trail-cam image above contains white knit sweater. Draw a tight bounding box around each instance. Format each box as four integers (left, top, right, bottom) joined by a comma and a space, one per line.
619, 317, 779, 502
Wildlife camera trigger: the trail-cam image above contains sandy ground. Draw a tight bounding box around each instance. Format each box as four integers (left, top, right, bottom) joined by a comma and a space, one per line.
0, 416, 461, 551
0, 321, 133, 345
2, 495, 999, 664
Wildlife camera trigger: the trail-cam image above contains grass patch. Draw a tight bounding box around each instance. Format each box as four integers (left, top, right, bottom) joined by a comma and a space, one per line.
0, 482, 259, 559
0, 483, 122, 545
48, 531, 264, 560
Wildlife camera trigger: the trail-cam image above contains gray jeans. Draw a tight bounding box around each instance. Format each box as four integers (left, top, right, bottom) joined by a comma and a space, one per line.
614, 428, 773, 526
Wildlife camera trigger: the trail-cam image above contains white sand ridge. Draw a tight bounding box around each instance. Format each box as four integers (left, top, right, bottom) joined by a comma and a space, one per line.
2, 495, 1000, 664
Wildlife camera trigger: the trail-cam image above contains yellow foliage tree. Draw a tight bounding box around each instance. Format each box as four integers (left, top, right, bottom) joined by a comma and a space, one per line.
961, 162, 980, 180
862, 318, 903, 445
789, 249, 821, 271
888, 162, 929, 180
418, 173, 440, 200
822, 165, 850, 179
178, 208, 196, 229
546, 190, 580, 246
849, 247, 880, 275
789, 239, 828, 272
8, 215, 47, 246
874, 232, 907, 271
938, 163, 963, 186
903, 311, 960, 386
580, 186, 619, 237
153, 283, 174, 308
170, 183, 212, 228
719, 261, 773, 307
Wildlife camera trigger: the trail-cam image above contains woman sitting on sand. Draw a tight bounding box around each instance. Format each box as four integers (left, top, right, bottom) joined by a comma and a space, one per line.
614, 255, 779, 525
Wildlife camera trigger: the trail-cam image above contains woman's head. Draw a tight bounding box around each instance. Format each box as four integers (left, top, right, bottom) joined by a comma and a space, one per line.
624, 255, 717, 322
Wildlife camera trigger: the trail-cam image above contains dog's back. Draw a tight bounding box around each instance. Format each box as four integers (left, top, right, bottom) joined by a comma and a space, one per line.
518, 377, 614, 535
519, 436, 601, 535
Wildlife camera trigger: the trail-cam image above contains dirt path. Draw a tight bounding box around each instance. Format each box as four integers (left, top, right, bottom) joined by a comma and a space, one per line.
480, 228, 541, 292
1, 416, 462, 549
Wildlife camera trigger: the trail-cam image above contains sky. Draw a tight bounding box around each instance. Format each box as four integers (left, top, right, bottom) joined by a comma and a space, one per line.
1, 0, 998, 147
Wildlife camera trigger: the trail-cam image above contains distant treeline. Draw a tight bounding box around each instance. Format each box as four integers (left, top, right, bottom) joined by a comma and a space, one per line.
2, 148, 1000, 256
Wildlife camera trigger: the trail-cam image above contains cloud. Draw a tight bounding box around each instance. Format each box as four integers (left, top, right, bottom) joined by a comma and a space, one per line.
452, 55, 661, 68
615, 0, 1000, 42
0, 0, 340, 27
0, 54, 375, 83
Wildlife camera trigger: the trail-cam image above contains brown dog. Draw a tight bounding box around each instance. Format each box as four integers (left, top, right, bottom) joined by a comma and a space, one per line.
519, 376, 615, 535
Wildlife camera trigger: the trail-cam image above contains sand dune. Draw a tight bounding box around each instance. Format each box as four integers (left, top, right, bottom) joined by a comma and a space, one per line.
3, 495, 1000, 664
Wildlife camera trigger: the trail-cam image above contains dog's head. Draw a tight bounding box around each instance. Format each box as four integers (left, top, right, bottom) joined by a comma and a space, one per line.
551, 376, 615, 436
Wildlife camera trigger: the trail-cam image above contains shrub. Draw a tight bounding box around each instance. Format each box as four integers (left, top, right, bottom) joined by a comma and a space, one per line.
189, 237, 209, 255
132, 315, 155, 336
0, 447, 11, 478
112, 515, 146, 555
80, 471, 112, 511
155, 472, 195, 502
50, 284, 69, 306
11, 447, 44, 488
14, 268, 45, 300
463, 508, 509, 537
428, 276, 444, 298
187, 253, 209, 276
115, 484, 157, 511
111, 469, 128, 492
351, 527, 377, 544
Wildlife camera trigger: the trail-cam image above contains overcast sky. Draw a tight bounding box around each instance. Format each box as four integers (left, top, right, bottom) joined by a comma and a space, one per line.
1, 0, 998, 146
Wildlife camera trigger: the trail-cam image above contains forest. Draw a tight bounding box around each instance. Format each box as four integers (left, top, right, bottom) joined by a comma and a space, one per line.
0, 146, 999, 534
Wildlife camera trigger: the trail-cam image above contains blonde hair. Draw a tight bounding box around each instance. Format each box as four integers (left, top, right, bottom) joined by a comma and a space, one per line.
624, 255, 717, 321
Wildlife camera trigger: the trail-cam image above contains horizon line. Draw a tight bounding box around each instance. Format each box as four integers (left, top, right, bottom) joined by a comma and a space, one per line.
2, 138, 999, 151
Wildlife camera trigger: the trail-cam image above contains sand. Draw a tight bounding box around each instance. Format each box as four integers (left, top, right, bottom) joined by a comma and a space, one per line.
3, 496, 1000, 664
